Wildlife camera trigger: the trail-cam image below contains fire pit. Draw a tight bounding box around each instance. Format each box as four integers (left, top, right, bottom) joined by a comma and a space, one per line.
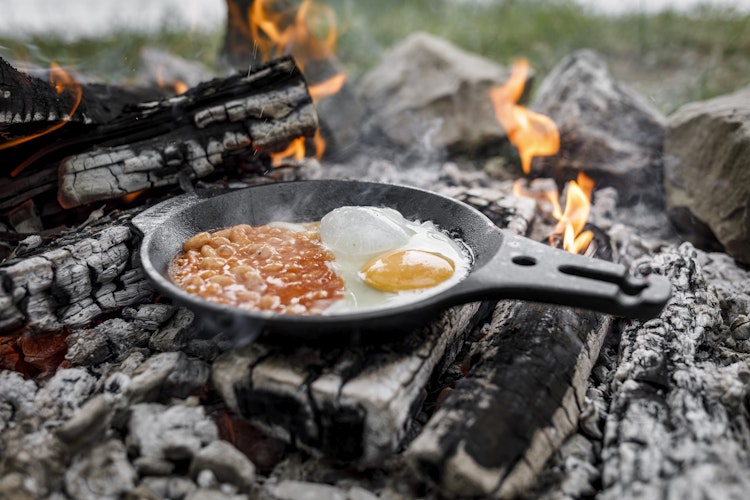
2, 1, 750, 499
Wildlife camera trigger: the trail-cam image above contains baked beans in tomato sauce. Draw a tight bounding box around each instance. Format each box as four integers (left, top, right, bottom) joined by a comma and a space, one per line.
169, 223, 345, 315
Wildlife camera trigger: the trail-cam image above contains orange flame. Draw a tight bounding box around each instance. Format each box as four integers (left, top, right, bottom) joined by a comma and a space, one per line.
489, 59, 560, 175
512, 172, 595, 254
4, 63, 83, 177
549, 172, 595, 254
270, 136, 306, 166
248, 0, 345, 163
156, 66, 189, 95
250, 0, 339, 72
309, 71, 347, 101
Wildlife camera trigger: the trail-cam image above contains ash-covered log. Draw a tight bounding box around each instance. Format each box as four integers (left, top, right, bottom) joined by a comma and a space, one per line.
0, 209, 151, 335
406, 300, 612, 498
599, 243, 750, 499
212, 303, 489, 465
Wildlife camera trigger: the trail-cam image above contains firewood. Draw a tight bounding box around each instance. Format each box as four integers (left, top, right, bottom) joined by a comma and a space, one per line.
0, 208, 150, 335
0, 56, 166, 177
220, 0, 363, 156
600, 244, 750, 498
406, 264, 613, 496
211, 302, 489, 465
1, 56, 317, 214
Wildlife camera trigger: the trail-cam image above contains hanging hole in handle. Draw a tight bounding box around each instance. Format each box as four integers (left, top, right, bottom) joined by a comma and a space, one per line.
559, 264, 647, 296
512, 255, 537, 267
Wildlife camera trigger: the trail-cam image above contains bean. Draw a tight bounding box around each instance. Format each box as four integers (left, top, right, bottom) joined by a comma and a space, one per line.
199, 257, 225, 270
259, 294, 280, 310
210, 236, 232, 248
213, 228, 233, 239
236, 290, 261, 304
216, 245, 235, 258
184, 232, 211, 251
208, 275, 235, 287
201, 245, 217, 258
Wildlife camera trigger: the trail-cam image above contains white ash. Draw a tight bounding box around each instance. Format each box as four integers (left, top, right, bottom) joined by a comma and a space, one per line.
126, 401, 218, 461
64, 439, 137, 500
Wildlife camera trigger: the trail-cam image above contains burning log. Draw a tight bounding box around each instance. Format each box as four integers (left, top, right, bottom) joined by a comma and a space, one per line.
406, 300, 612, 497
1, 56, 318, 219
221, 0, 363, 156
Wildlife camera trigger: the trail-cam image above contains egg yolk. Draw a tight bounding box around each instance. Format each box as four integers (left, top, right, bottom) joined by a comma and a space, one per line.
360, 249, 455, 292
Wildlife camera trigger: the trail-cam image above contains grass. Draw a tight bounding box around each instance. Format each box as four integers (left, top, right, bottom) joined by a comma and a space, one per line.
1, 0, 748, 113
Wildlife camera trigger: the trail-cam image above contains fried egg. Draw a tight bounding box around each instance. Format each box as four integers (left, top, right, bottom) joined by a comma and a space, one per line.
319, 206, 471, 314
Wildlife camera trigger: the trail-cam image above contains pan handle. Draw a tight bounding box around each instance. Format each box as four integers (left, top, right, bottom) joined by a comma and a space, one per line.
131, 192, 203, 237
455, 230, 671, 320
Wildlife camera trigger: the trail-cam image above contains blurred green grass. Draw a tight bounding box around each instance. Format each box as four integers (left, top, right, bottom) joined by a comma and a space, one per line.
1, 0, 748, 113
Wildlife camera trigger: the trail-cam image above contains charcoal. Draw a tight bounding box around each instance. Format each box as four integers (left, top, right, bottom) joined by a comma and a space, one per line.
189, 441, 256, 493
55, 395, 113, 451
65, 326, 112, 366
125, 351, 210, 404
122, 303, 176, 332
64, 439, 137, 500
149, 307, 199, 352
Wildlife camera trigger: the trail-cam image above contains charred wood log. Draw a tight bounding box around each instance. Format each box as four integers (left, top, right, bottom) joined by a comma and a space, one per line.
0, 208, 152, 335
406, 300, 612, 498
212, 302, 489, 465
0, 57, 166, 178
0, 56, 164, 135
1, 56, 317, 215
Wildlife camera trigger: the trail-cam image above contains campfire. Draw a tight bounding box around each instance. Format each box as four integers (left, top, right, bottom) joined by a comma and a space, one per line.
2, 1, 749, 500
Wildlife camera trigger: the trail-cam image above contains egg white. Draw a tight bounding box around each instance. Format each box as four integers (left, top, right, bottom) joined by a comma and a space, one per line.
318, 206, 471, 314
